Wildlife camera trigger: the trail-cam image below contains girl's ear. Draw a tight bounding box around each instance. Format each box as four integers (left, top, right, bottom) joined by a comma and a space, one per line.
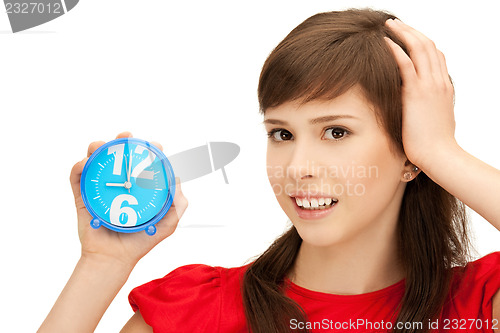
402, 159, 421, 182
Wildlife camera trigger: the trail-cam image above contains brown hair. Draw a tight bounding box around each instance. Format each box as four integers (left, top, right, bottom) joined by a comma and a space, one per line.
242, 8, 472, 333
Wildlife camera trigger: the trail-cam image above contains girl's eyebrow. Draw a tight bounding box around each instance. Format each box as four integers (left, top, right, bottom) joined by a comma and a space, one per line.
262, 114, 359, 126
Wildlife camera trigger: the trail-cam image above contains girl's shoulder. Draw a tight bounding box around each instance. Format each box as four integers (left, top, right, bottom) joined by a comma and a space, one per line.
450, 251, 500, 291
443, 251, 500, 325
128, 263, 251, 332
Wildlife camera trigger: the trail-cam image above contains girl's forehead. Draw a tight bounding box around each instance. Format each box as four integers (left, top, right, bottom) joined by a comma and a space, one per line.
263, 89, 375, 122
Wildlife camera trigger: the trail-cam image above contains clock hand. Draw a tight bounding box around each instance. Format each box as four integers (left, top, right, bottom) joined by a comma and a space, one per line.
106, 183, 126, 187
106, 182, 133, 190
127, 149, 133, 193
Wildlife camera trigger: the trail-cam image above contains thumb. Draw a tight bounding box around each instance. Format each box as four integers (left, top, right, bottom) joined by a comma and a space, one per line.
171, 176, 188, 219
70, 158, 87, 202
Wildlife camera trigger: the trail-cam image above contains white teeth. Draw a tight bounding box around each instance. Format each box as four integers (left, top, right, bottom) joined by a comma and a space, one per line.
294, 197, 337, 209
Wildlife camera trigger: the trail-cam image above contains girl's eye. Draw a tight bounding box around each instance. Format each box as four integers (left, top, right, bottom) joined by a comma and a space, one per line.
267, 129, 293, 141
266, 127, 350, 142
325, 127, 349, 140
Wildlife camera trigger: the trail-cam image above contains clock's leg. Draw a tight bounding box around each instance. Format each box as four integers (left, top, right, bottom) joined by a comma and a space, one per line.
90, 218, 102, 229
145, 225, 157, 236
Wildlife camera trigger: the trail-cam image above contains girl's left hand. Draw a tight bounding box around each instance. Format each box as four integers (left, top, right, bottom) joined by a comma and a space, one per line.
384, 18, 458, 170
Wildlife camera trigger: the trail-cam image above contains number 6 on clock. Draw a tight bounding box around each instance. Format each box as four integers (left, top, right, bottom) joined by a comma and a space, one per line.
110, 194, 138, 227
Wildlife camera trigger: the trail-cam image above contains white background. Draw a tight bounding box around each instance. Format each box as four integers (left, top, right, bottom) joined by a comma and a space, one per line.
1, 0, 499, 331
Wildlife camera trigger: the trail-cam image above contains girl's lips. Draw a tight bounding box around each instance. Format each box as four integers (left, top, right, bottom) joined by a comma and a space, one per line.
290, 196, 337, 220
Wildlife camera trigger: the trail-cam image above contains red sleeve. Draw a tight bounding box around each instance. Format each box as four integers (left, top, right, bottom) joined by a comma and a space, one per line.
447, 251, 500, 327
128, 264, 222, 332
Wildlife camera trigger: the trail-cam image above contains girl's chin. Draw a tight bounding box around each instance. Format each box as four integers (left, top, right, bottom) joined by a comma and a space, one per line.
294, 225, 349, 248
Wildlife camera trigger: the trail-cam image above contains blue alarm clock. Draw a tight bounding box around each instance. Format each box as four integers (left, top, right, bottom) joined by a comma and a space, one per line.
80, 138, 176, 236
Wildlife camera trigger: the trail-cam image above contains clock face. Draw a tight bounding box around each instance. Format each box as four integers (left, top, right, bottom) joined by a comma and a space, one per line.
81, 138, 175, 234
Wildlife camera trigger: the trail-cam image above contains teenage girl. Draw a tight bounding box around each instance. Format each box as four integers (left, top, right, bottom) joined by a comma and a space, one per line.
39, 8, 500, 333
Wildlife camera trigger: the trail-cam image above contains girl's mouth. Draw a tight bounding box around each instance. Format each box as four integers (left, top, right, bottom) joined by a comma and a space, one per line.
290, 196, 338, 220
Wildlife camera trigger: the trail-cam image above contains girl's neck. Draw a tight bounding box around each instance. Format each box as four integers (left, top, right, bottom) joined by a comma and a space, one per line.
287, 230, 405, 295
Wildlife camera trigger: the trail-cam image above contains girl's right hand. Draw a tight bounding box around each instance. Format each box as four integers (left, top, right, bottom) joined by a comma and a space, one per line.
69, 132, 188, 269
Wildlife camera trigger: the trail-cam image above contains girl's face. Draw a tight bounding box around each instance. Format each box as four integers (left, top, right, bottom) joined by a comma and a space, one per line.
264, 86, 409, 248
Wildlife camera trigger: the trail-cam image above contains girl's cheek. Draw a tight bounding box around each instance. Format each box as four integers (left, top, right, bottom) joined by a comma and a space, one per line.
344, 152, 403, 209
332, 146, 386, 193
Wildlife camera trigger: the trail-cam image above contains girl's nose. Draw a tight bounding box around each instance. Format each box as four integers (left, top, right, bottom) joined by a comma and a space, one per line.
286, 143, 319, 181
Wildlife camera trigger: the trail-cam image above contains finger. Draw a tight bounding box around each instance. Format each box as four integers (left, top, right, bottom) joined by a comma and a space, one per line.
384, 36, 417, 84
116, 131, 133, 139
69, 158, 87, 200
395, 19, 443, 79
87, 141, 105, 157
386, 19, 441, 79
150, 141, 163, 151
165, 178, 187, 219
436, 49, 452, 86
154, 178, 188, 238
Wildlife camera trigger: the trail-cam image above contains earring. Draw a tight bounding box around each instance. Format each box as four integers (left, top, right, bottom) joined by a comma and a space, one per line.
404, 172, 413, 180
412, 166, 419, 172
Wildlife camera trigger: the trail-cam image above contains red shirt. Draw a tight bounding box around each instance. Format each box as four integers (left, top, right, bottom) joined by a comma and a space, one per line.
129, 251, 500, 332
